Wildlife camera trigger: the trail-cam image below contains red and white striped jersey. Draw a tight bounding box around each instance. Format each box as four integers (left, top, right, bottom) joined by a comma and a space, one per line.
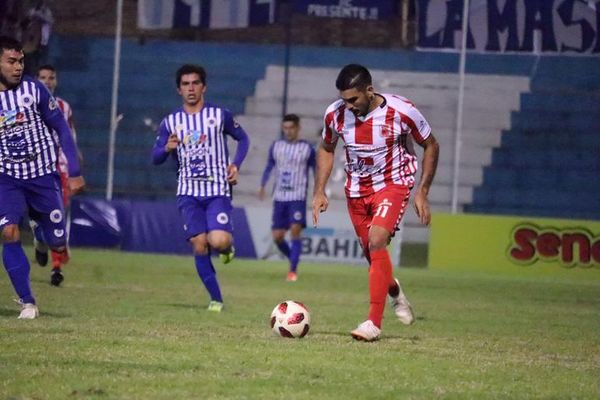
322, 93, 431, 198
54, 96, 76, 174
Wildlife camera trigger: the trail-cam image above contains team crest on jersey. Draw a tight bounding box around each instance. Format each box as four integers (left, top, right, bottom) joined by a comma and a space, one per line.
207, 118, 216, 126
0, 110, 25, 128
48, 97, 58, 110
184, 130, 207, 146
380, 125, 393, 138
17, 93, 34, 108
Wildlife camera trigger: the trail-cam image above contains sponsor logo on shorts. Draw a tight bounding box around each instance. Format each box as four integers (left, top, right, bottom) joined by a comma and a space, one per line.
50, 209, 63, 223
0, 216, 9, 226
183, 224, 188, 231
294, 211, 303, 221
49, 98, 58, 110
217, 212, 229, 225
53, 229, 65, 238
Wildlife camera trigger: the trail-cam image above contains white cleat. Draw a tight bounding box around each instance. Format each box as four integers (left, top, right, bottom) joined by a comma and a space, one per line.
17, 301, 39, 320
389, 278, 415, 325
350, 320, 381, 342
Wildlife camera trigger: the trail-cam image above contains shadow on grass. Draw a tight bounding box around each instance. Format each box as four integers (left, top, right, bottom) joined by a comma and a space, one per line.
0, 307, 71, 318
313, 330, 420, 342
164, 303, 199, 309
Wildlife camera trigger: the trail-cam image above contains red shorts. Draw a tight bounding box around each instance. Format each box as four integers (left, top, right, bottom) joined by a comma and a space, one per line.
346, 185, 411, 244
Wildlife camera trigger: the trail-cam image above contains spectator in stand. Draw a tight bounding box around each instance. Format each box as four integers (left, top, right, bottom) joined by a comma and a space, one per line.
22, 0, 53, 75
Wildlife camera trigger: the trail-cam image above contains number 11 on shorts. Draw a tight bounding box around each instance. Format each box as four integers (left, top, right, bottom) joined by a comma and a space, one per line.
375, 199, 393, 218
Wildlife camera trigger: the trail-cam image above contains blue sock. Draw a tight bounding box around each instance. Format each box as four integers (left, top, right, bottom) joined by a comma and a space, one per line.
33, 223, 46, 244
275, 240, 291, 258
194, 254, 223, 302
2, 242, 35, 304
290, 239, 302, 273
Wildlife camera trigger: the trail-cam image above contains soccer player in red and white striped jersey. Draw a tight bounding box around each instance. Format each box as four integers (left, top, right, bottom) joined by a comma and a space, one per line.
312, 64, 439, 341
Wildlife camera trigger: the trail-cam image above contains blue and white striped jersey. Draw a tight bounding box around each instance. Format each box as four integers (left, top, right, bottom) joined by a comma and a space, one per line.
261, 139, 315, 202
152, 103, 249, 198
0, 76, 79, 179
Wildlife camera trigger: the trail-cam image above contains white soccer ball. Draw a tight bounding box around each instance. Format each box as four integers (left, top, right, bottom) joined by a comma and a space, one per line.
270, 300, 311, 338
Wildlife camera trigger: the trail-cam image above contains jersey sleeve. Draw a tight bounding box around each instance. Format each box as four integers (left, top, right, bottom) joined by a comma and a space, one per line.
260, 142, 276, 187
151, 119, 172, 165
223, 109, 249, 169
37, 82, 81, 177
321, 109, 339, 145
403, 105, 432, 144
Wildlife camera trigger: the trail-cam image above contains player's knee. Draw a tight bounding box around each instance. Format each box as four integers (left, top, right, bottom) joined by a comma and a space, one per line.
190, 236, 209, 255
368, 234, 389, 251
1, 225, 20, 243
289, 224, 303, 239
209, 235, 231, 252
272, 232, 286, 243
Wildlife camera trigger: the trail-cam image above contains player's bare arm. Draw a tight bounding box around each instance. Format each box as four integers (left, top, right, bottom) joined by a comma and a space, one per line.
226, 164, 238, 185
312, 140, 336, 227
413, 134, 440, 226
258, 186, 266, 201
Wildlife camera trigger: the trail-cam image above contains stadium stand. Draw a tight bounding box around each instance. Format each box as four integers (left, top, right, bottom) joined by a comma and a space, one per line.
466, 58, 600, 221
48, 35, 599, 242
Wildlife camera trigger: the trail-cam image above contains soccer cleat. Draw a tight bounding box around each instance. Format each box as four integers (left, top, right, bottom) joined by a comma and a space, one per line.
350, 320, 381, 342
50, 268, 64, 287
207, 301, 224, 312
286, 271, 298, 282
389, 278, 415, 325
16, 300, 39, 320
219, 246, 235, 264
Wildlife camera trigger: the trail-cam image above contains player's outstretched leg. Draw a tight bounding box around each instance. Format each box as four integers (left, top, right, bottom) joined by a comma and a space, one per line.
388, 278, 414, 325
287, 238, 301, 282
351, 248, 392, 341
2, 239, 38, 319
195, 254, 223, 312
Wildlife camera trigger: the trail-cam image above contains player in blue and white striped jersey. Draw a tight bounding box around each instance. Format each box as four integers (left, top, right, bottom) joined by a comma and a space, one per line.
0, 36, 85, 319
152, 64, 249, 312
258, 114, 315, 282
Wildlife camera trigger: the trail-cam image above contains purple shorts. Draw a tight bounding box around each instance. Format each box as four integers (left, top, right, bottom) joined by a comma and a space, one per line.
177, 195, 233, 239
0, 172, 67, 247
272, 200, 306, 230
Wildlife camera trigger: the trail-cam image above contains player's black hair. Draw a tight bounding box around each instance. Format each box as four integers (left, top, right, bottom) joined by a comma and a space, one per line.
37, 64, 56, 74
282, 113, 300, 125
335, 64, 372, 91
0, 36, 23, 55
176, 64, 207, 87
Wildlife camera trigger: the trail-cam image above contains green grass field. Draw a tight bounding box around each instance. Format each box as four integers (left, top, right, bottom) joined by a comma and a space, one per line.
1, 248, 599, 399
